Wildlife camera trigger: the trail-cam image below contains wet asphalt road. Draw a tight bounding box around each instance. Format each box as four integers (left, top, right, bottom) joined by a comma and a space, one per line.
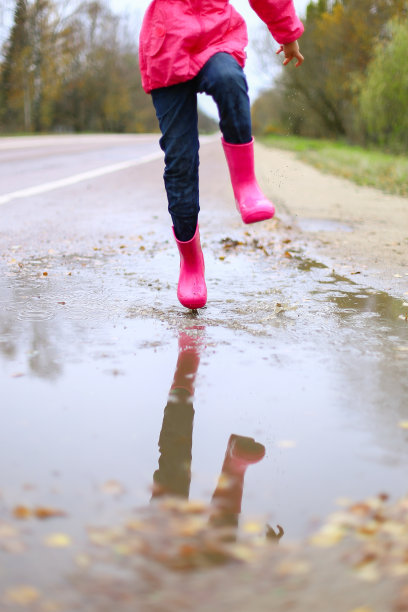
1, 134, 408, 598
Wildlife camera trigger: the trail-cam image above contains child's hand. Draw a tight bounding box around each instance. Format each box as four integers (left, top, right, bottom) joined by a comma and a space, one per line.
276, 41, 304, 67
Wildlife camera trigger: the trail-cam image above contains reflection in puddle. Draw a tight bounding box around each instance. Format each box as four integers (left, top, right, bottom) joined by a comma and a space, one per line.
294, 256, 328, 272
152, 329, 274, 543
312, 269, 408, 324
0, 238, 408, 591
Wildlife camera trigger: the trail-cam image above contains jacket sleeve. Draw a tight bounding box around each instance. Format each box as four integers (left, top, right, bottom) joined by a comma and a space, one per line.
248, 0, 304, 44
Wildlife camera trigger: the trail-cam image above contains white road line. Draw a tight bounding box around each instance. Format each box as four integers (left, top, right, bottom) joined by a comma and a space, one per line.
0, 151, 163, 206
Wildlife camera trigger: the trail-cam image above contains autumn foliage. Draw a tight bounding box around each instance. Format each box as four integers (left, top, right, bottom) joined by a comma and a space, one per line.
0, 0, 158, 133
252, 0, 408, 153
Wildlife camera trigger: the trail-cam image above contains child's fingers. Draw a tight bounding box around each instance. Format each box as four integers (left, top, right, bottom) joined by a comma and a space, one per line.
295, 52, 305, 67
282, 52, 304, 67
276, 45, 284, 55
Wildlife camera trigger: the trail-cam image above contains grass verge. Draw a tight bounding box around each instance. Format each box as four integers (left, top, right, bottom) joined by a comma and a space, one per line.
261, 135, 408, 197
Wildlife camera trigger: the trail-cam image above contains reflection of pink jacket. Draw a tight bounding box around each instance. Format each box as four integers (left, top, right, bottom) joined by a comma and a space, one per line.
139, 0, 304, 93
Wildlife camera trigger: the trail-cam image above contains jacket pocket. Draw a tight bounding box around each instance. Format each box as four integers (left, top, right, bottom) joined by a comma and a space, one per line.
148, 13, 167, 57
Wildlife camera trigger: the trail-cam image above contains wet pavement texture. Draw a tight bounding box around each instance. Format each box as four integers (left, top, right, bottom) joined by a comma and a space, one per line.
1, 135, 408, 605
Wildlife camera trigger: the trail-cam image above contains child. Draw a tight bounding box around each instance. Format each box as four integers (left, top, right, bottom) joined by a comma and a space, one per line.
139, 0, 304, 309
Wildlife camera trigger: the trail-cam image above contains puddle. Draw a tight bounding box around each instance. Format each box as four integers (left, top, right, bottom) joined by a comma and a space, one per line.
297, 218, 353, 233
0, 232, 408, 599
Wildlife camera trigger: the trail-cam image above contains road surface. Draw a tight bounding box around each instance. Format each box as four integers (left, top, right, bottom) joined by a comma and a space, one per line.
0, 134, 407, 611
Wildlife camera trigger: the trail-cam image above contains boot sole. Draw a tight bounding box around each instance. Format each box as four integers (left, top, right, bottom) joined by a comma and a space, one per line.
242, 209, 275, 224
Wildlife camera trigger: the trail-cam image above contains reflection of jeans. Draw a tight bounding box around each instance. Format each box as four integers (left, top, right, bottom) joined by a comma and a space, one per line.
151, 52, 252, 240
153, 389, 194, 498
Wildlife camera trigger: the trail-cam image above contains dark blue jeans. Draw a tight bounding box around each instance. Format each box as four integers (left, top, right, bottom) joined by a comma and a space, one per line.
151, 52, 252, 241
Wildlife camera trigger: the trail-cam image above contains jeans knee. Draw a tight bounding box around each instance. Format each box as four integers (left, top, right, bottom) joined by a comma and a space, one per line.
202, 53, 248, 98
164, 148, 198, 181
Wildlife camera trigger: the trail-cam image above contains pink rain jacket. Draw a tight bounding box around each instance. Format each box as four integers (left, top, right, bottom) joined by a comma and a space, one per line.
139, 0, 304, 93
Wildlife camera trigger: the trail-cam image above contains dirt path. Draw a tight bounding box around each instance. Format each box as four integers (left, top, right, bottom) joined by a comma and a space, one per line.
256, 143, 408, 295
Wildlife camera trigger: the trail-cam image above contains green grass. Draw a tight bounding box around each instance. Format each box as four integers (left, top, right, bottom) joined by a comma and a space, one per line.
261, 135, 408, 197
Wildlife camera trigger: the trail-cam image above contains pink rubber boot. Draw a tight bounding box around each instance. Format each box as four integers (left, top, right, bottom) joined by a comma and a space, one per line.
173, 226, 207, 309
222, 137, 275, 224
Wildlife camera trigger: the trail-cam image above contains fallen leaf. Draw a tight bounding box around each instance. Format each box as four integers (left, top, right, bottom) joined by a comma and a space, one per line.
44, 533, 72, 548
228, 544, 255, 562
35, 507, 66, 520
310, 524, 345, 547
0, 523, 19, 538
13, 506, 31, 520
177, 517, 207, 537
349, 503, 372, 517
398, 421, 408, 429
4, 586, 40, 605
354, 563, 380, 582
243, 521, 263, 534
1, 539, 26, 553
100, 480, 125, 496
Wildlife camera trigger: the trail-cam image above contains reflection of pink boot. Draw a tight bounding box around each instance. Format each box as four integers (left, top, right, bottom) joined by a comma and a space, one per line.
222, 137, 275, 224
173, 226, 207, 310
170, 332, 201, 395
211, 435, 265, 528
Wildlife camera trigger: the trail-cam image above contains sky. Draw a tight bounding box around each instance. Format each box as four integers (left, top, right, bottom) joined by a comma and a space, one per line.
0, 0, 310, 118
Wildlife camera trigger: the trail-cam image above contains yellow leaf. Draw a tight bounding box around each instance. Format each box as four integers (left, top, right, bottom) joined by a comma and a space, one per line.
310, 524, 345, 547
178, 517, 207, 536
354, 564, 380, 582
229, 544, 255, 562
44, 533, 72, 548
389, 564, 408, 577
398, 421, 408, 429
5, 585, 40, 605
243, 521, 263, 534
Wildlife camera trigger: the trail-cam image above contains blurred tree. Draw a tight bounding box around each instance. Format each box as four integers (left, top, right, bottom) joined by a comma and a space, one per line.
0, 0, 31, 129
252, 0, 408, 141
0, 0, 177, 133
359, 19, 408, 152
